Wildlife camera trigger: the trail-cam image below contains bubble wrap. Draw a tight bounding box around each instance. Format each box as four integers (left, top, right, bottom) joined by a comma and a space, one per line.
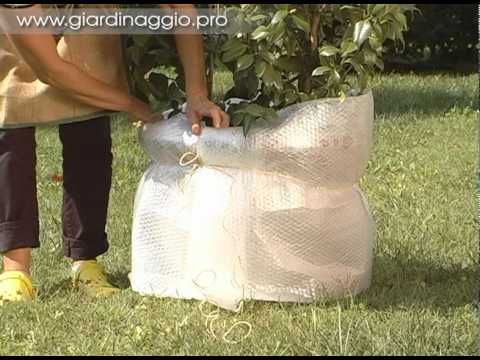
130, 92, 375, 311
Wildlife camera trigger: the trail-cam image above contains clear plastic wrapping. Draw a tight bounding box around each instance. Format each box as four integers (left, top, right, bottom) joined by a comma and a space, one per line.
131, 92, 375, 311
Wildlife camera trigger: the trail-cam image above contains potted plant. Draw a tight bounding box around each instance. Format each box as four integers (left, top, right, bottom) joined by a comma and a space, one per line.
128, 4, 416, 311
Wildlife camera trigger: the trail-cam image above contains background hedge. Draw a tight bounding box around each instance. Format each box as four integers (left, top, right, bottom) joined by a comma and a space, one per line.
383, 4, 478, 73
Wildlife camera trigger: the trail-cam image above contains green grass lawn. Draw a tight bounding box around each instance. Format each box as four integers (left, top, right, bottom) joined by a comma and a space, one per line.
0, 73, 478, 355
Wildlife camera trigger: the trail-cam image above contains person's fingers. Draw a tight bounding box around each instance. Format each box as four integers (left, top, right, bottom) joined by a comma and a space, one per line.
220, 111, 230, 128
151, 113, 163, 122
208, 108, 223, 128
188, 111, 202, 135
142, 112, 163, 124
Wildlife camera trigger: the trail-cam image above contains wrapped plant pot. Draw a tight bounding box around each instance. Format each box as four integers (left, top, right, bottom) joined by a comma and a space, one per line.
130, 92, 375, 311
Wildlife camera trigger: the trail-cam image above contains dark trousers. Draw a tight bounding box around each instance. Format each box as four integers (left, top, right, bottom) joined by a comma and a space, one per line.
0, 117, 112, 261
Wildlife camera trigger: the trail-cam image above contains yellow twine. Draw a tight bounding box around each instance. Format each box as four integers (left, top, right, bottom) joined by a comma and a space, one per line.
222, 321, 252, 344
197, 299, 252, 344
177, 151, 252, 344
176, 151, 201, 192
179, 151, 200, 167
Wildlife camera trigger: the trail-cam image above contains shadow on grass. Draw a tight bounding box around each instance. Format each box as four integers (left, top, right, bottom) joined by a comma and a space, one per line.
108, 271, 131, 290
237, 257, 477, 313
37, 278, 72, 301
360, 255, 477, 311
240, 259, 476, 314
38, 257, 476, 312
372, 83, 477, 118
38, 271, 132, 301
106, 257, 476, 314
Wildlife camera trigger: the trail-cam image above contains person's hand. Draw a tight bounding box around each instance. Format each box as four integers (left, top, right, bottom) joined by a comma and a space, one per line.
186, 94, 230, 136
128, 97, 162, 125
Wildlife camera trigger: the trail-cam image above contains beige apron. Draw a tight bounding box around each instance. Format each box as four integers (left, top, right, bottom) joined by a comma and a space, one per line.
0, 5, 130, 128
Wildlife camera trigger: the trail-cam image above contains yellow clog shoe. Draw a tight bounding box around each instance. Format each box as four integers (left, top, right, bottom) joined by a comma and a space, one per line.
0, 271, 35, 305
72, 260, 120, 298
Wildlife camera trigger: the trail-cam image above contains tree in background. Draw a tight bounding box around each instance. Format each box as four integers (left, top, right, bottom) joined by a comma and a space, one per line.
384, 4, 478, 73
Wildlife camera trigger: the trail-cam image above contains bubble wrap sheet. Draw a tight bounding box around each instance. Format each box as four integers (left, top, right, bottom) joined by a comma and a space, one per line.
130, 92, 375, 311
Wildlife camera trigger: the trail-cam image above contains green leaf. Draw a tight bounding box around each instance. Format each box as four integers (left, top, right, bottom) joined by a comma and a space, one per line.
272, 70, 283, 90
134, 78, 150, 103
251, 25, 270, 40
220, 38, 244, 52
371, 22, 384, 42
371, 4, 385, 17
363, 49, 377, 65
359, 73, 368, 91
148, 73, 169, 98
231, 112, 248, 127
301, 90, 316, 102
319, 45, 339, 57
369, 35, 382, 50
262, 63, 283, 90
235, 104, 264, 117
345, 58, 365, 76
291, 14, 310, 33
250, 14, 269, 22
374, 57, 384, 71
231, 68, 259, 99
255, 61, 267, 77
332, 69, 341, 83
151, 100, 171, 114
384, 23, 398, 40
272, 9, 289, 25
400, 4, 418, 13
236, 54, 254, 72
259, 50, 277, 64
276, 56, 302, 73
234, 103, 277, 119
353, 20, 372, 46
271, 21, 286, 45
167, 83, 185, 102
284, 89, 298, 105
312, 66, 331, 76
222, 43, 248, 63
340, 40, 359, 56
341, 5, 360, 11
393, 12, 407, 28
149, 72, 168, 88
397, 31, 405, 48
243, 117, 253, 137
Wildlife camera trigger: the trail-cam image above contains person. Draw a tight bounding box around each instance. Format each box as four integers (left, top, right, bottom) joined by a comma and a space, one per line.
0, 4, 230, 304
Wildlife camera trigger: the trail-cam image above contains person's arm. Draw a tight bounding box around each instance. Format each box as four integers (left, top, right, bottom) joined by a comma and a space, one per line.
0, 5, 159, 123
161, 4, 230, 135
